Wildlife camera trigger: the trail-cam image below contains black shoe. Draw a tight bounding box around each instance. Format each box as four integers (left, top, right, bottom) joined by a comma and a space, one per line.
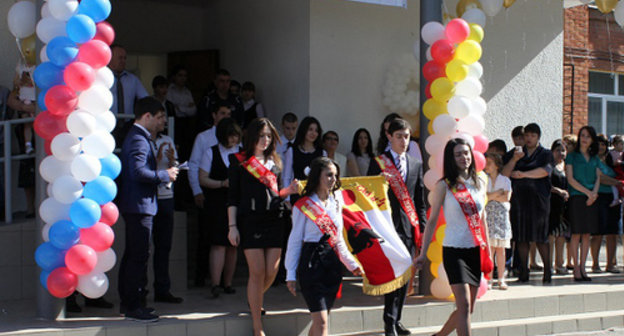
65, 296, 82, 313
396, 322, 411, 335
154, 292, 183, 304
222, 286, 236, 294
210, 285, 220, 298
84, 297, 114, 309
120, 305, 155, 315
384, 324, 398, 336
124, 307, 159, 322
582, 274, 592, 282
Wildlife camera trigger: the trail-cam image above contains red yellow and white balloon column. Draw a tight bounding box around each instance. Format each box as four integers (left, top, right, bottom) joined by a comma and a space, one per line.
420, 18, 489, 299
14, 0, 119, 299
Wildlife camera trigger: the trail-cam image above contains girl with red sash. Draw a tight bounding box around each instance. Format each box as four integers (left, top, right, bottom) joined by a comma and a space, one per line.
415, 138, 489, 336
285, 157, 363, 336
227, 118, 299, 336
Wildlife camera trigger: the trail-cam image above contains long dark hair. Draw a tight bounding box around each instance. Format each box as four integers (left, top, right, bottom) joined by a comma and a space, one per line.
443, 138, 479, 189
302, 157, 341, 197
242, 118, 282, 169
293, 116, 323, 150
574, 125, 599, 157
377, 113, 401, 154
351, 128, 374, 157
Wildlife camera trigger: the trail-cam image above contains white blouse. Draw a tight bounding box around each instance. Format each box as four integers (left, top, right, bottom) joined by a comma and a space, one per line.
442, 177, 486, 248
285, 192, 359, 281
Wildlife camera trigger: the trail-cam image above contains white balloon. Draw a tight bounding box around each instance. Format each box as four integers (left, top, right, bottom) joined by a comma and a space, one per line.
457, 114, 485, 136
472, 97, 487, 116
51, 132, 81, 162
421, 21, 446, 45
94, 111, 117, 133
52, 175, 83, 204
431, 277, 452, 299
615, 1, 624, 28
94, 67, 114, 89
462, 8, 487, 28
41, 3, 52, 18
425, 134, 449, 156
8, 1, 36, 39
426, 46, 433, 61
48, 0, 78, 21
39, 197, 71, 224
78, 85, 113, 114
47, 183, 55, 198
467, 62, 483, 79
77, 272, 109, 299
82, 130, 115, 158
424, 169, 443, 191
71, 154, 102, 182
94, 249, 116, 273
452, 132, 476, 149
36, 17, 67, 44
40, 45, 50, 63
39, 155, 72, 183
480, 0, 503, 17
432, 114, 458, 138
447, 96, 473, 119
67, 110, 97, 138
455, 77, 483, 98
42, 222, 53, 242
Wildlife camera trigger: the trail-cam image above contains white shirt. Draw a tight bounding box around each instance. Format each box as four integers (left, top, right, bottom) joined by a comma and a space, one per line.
487, 174, 512, 210
385, 140, 422, 163
155, 134, 178, 199
285, 192, 359, 281
442, 177, 487, 248
331, 152, 347, 177
276, 134, 295, 160
243, 98, 265, 118
166, 84, 197, 117
389, 149, 407, 181
188, 127, 218, 195
199, 143, 239, 173
111, 70, 149, 115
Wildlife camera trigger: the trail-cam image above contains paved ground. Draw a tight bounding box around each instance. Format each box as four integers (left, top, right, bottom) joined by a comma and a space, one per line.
550, 329, 624, 335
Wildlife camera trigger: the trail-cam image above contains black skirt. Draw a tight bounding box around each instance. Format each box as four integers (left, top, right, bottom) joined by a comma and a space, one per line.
239, 212, 285, 249
297, 241, 342, 313
443, 246, 480, 287
568, 195, 599, 234
596, 193, 622, 235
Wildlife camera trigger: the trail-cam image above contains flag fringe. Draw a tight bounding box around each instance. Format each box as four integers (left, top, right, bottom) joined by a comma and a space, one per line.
362, 265, 413, 296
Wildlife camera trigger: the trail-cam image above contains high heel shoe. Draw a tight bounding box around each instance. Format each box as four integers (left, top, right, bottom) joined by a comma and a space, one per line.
581, 274, 592, 282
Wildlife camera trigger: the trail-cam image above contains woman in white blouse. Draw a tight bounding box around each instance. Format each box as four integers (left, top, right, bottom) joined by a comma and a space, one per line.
285, 157, 363, 336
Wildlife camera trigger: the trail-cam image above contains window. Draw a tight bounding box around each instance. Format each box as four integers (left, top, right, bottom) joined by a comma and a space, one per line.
587, 71, 624, 135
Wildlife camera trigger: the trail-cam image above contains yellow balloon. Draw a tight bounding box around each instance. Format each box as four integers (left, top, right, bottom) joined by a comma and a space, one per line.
435, 224, 447, 243
427, 241, 443, 263
423, 99, 447, 120
456, 0, 482, 18
446, 59, 469, 82
430, 262, 439, 277
503, 0, 515, 8
19, 34, 36, 66
431, 77, 455, 102
468, 23, 484, 43
596, 0, 618, 14
428, 120, 434, 135
456, 40, 482, 65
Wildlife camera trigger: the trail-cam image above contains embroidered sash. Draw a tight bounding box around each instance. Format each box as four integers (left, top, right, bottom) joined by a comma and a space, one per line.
235, 153, 279, 194
445, 179, 494, 277
295, 196, 339, 249
374, 155, 422, 250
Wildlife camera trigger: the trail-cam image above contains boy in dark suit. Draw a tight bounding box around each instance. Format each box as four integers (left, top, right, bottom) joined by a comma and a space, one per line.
118, 97, 179, 322
367, 118, 427, 336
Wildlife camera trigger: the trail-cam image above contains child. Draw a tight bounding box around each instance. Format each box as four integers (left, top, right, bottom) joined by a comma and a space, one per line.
484, 153, 512, 290
14, 60, 35, 154
608, 135, 624, 207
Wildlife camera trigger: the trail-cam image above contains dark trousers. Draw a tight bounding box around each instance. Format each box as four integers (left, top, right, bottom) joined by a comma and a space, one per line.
384, 230, 412, 326
195, 206, 211, 283
118, 213, 152, 311
153, 198, 174, 295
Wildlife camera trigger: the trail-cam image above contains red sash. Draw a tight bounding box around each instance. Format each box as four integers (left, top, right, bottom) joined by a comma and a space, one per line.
295, 196, 339, 249
445, 179, 494, 278
235, 153, 279, 194
374, 155, 422, 250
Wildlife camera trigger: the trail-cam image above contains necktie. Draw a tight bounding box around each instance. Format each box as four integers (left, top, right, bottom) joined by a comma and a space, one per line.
116, 73, 125, 114
396, 155, 406, 181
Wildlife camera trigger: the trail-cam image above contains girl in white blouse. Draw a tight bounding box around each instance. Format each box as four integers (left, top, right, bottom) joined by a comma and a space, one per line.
285, 157, 362, 336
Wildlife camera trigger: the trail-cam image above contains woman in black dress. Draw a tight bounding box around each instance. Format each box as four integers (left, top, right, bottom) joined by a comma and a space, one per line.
227, 118, 299, 336
198, 118, 241, 297
548, 140, 570, 275
502, 123, 553, 283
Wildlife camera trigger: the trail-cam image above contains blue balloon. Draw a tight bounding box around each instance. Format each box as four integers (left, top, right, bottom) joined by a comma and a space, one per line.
66, 14, 96, 44
33, 62, 64, 90
49, 220, 81, 250
78, 0, 111, 23
40, 270, 51, 289
35, 242, 66, 271
46, 36, 78, 67
83, 176, 117, 205
37, 89, 48, 111
69, 198, 101, 228
100, 154, 121, 179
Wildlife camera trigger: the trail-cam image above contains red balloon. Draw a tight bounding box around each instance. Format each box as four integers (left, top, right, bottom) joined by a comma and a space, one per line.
445, 18, 470, 44
431, 39, 455, 64
77, 40, 112, 69
100, 202, 119, 226
44, 140, 52, 155
474, 150, 486, 172
45, 85, 78, 117
33, 111, 68, 140
473, 134, 489, 153
80, 222, 114, 252
65, 244, 97, 275
425, 82, 432, 99
94, 21, 115, 46
47, 267, 78, 298
422, 61, 446, 82
64, 62, 95, 92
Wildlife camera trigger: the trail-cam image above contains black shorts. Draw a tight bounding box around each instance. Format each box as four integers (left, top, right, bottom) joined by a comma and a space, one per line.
443, 246, 480, 287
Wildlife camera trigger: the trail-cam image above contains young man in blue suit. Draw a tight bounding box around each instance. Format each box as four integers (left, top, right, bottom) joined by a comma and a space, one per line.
118, 97, 179, 322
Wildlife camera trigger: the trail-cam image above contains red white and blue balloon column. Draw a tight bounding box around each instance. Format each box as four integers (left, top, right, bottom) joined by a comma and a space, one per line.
19, 0, 119, 299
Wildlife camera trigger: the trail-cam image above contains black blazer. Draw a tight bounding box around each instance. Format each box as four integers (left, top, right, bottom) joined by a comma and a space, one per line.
367, 151, 427, 245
